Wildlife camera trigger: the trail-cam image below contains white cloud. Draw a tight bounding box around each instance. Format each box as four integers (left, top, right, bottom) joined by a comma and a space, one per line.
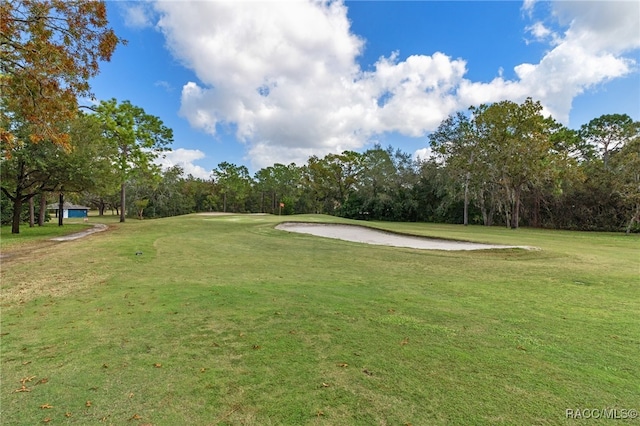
154, 80, 174, 92
438, 1, 639, 122
496, 0, 638, 122
413, 147, 433, 162
121, 2, 155, 29
151, 0, 638, 169
525, 21, 555, 44
156, 0, 372, 169
522, 0, 538, 16
157, 148, 211, 180
554, 1, 640, 54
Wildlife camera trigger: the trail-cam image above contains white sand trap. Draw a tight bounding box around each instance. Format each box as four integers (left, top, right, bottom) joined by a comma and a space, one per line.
276, 222, 530, 251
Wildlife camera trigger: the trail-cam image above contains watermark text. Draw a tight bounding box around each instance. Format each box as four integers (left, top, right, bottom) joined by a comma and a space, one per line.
566, 408, 638, 420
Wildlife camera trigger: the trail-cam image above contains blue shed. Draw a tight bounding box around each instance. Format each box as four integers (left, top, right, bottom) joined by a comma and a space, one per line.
47, 202, 90, 219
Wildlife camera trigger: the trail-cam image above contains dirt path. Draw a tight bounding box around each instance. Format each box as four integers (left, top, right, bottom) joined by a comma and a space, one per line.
0, 224, 109, 264
49, 223, 109, 241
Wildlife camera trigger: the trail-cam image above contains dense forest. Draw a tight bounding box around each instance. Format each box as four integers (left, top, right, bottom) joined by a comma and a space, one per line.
2, 98, 639, 233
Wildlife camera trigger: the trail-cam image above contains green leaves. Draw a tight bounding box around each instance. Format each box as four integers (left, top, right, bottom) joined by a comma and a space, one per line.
92, 99, 174, 222
0, 110, 119, 232
579, 113, 640, 169
95, 99, 173, 168
431, 98, 566, 228
212, 162, 252, 212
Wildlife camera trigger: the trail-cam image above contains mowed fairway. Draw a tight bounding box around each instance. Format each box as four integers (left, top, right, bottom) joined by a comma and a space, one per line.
1, 214, 638, 425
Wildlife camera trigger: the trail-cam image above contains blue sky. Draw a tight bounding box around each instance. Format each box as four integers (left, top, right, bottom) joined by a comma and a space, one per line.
88, 1, 640, 178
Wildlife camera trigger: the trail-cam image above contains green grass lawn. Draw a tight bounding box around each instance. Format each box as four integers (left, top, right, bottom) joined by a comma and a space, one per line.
0, 213, 122, 251
1, 214, 638, 425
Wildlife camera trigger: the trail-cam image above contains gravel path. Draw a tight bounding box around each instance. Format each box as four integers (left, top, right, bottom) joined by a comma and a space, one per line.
276, 222, 531, 251
50, 223, 108, 241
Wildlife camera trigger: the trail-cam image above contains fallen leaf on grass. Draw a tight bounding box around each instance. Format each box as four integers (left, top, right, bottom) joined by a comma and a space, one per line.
153, 363, 162, 368
253, 345, 261, 350
65, 412, 72, 417
400, 337, 409, 346
43, 418, 51, 423
316, 410, 324, 417
14, 385, 30, 392
516, 345, 527, 351
40, 403, 53, 409
102, 363, 109, 368
362, 369, 374, 376
337, 363, 348, 368
37, 378, 48, 385
128, 413, 142, 420
21, 376, 36, 385
128, 393, 134, 398
22, 361, 32, 365
85, 401, 92, 407
321, 382, 330, 388
200, 368, 206, 373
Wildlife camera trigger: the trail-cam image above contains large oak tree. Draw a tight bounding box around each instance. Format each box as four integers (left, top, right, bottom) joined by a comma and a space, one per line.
1, 112, 115, 233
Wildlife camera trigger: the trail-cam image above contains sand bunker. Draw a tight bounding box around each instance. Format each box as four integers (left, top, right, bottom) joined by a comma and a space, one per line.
276, 222, 529, 251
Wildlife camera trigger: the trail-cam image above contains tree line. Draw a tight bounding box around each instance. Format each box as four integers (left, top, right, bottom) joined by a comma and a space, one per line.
3, 97, 638, 234
1, 2, 638, 234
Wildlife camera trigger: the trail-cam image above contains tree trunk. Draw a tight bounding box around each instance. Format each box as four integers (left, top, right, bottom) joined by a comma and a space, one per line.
29, 196, 35, 227
479, 191, 489, 226
501, 204, 512, 228
120, 183, 126, 222
532, 191, 540, 228
39, 193, 46, 226
10, 160, 25, 234
58, 192, 64, 226
479, 189, 497, 227
487, 204, 495, 226
510, 187, 521, 229
463, 172, 470, 226
11, 195, 22, 234
626, 203, 640, 235
272, 191, 277, 214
